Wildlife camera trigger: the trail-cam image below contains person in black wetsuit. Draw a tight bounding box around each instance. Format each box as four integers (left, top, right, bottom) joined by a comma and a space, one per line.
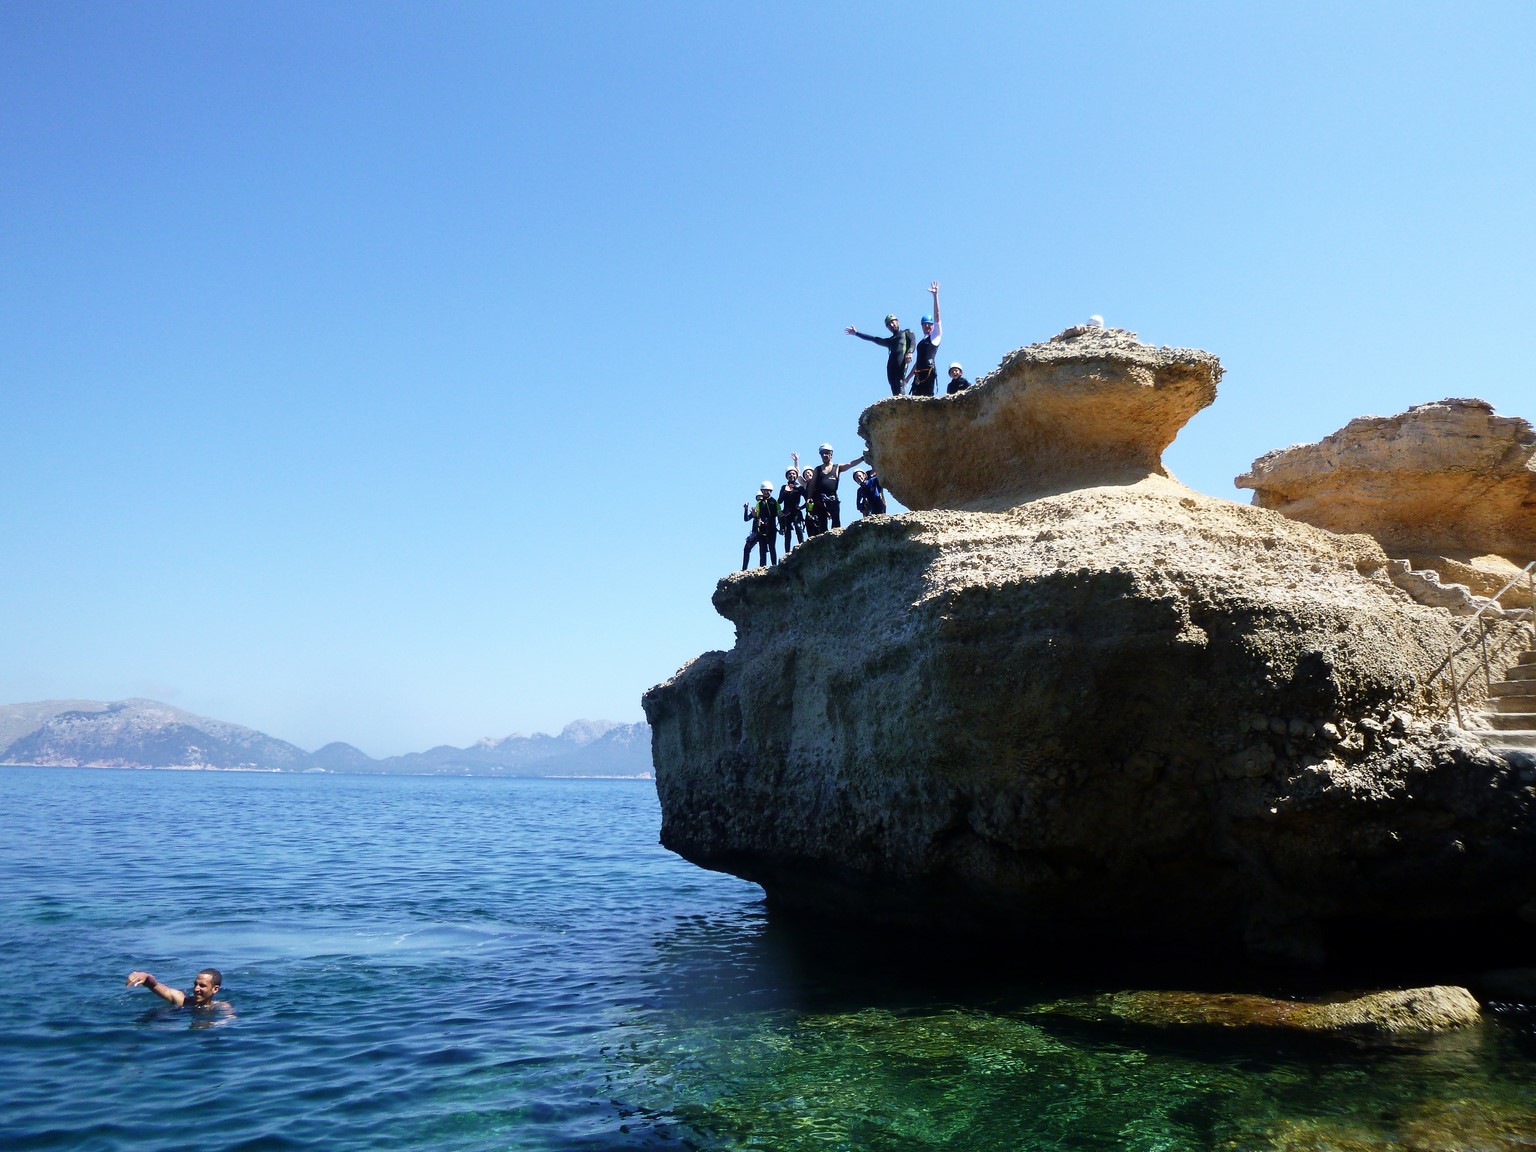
778, 465, 806, 555
845, 314, 914, 396
742, 482, 779, 570
904, 282, 943, 396
946, 362, 971, 394
809, 443, 865, 531
853, 469, 887, 517
801, 467, 824, 536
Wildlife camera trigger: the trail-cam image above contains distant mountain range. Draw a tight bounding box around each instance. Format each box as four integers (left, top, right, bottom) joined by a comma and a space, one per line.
0, 699, 653, 777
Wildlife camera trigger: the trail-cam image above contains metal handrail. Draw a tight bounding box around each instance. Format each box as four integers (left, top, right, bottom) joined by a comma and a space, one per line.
1424, 560, 1536, 728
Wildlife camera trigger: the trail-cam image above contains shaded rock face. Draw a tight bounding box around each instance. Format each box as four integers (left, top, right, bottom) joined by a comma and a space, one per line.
856, 326, 1221, 512
1236, 398, 1536, 567
643, 476, 1536, 963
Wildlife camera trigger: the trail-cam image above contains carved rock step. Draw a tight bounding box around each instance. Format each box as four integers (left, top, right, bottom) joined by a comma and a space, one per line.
1505, 663, 1536, 682
1490, 681, 1536, 705
1468, 728, 1536, 751
1482, 712, 1536, 731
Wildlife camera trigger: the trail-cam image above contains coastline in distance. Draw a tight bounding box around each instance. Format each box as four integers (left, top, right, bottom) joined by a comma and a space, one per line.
0, 699, 651, 777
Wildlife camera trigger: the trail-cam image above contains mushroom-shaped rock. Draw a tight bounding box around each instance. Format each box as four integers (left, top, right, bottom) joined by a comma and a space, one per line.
857, 326, 1221, 511
1236, 398, 1536, 566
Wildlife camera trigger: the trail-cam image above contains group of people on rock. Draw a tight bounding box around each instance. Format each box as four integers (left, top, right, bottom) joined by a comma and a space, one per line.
844, 281, 971, 397
742, 445, 886, 570
737, 280, 968, 571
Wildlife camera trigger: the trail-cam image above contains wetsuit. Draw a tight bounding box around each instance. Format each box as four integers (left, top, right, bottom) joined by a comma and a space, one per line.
853, 328, 914, 396
778, 482, 805, 553
855, 472, 887, 517
945, 373, 971, 395
742, 494, 779, 569
811, 464, 844, 530
910, 320, 942, 397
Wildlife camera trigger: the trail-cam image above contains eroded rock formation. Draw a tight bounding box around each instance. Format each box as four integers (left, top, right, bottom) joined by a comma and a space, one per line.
1236, 398, 1536, 573
645, 331, 1536, 966
857, 326, 1221, 511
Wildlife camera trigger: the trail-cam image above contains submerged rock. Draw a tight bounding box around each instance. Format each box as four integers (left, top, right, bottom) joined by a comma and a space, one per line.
1052, 985, 1480, 1035
645, 330, 1536, 965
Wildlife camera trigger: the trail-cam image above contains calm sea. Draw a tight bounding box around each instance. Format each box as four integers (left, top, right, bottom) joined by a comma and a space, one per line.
4, 766, 1536, 1152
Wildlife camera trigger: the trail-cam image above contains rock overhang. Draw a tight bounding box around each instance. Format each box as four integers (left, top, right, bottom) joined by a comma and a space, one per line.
857, 326, 1223, 512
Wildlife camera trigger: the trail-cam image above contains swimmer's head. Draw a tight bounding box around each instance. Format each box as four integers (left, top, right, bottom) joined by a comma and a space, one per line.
191, 969, 222, 1006
884, 315, 898, 331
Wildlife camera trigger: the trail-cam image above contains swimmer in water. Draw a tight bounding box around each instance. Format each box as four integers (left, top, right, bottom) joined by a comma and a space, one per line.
126, 967, 229, 1010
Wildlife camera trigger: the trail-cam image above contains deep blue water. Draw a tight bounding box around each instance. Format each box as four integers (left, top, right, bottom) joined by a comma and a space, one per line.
4, 766, 1536, 1152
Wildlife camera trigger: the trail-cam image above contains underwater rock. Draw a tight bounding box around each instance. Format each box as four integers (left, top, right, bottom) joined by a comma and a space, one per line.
1052, 985, 1480, 1035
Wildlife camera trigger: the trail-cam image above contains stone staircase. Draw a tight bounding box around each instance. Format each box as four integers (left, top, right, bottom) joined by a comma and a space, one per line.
1472, 647, 1536, 751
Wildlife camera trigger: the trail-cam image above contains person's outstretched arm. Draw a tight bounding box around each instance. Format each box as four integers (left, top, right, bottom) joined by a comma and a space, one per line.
846, 327, 892, 347
929, 281, 940, 330
836, 454, 866, 474
126, 971, 186, 1006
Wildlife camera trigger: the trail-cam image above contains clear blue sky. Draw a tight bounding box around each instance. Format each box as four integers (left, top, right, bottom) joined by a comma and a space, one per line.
3, 2, 1532, 756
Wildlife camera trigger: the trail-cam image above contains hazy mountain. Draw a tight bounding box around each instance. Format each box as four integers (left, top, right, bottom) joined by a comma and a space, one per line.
0, 699, 652, 776
0, 699, 311, 771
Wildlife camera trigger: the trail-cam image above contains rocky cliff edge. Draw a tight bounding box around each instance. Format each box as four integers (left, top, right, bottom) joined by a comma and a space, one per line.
644, 330, 1536, 966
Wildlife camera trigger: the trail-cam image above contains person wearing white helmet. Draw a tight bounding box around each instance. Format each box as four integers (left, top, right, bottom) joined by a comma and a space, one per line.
742, 481, 780, 570
903, 281, 943, 396
778, 452, 807, 555
945, 362, 971, 394
807, 443, 865, 531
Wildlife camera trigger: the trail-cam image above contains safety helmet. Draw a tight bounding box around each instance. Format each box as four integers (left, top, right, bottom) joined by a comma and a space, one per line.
1088, 315, 1104, 328
921, 315, 933, 325
760, 481, 773, 492
884, 314, 898, 325
819, 443, 833, 453
949, 362, 963, 373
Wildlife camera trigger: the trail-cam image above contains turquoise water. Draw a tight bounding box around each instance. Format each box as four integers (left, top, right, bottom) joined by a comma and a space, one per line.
3, 766, 1536, 1152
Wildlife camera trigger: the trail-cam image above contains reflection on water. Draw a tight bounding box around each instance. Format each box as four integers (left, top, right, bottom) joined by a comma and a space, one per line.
3, 766, 1536, 1152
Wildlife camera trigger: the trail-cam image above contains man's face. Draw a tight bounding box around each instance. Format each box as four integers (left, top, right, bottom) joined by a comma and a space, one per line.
190, 972, 219, 1005
949, 368, 962, 378
820, 450, 833, 463
885, 318, 899, 332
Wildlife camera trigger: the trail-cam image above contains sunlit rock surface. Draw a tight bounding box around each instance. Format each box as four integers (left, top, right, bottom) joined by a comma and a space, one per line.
856, 326, 1221, 511
1236, 398, 1536, 568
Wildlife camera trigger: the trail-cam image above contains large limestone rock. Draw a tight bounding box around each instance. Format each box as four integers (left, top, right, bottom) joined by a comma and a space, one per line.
1236, 398, 1536, 567
857, 326, 1221, 511
645, 332, 1536, 965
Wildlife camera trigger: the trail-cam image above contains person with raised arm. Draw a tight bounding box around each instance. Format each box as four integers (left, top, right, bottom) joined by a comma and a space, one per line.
904, 282, 943, 397
845, 313, 914, 397
742, 482, 780, 570
778, 452, 807, 556
126, 967, 229, 1010
808, 443, 865, 530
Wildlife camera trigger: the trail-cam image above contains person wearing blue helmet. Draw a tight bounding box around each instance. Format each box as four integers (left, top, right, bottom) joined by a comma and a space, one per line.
904, 281, 943, 396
